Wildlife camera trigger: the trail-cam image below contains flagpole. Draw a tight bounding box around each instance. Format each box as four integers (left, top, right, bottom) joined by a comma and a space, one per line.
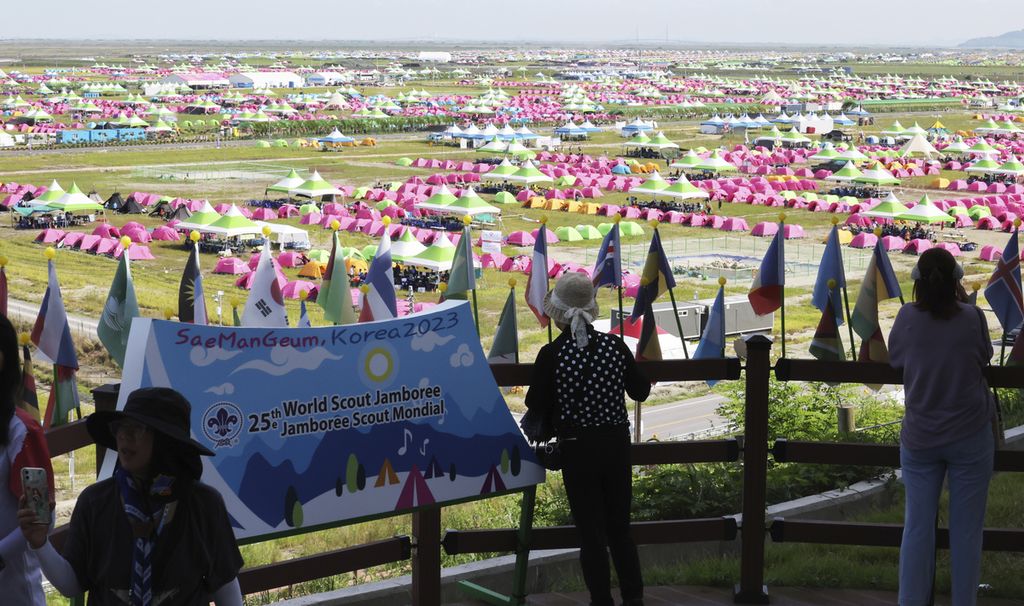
617, 285, 625, 340
779, 216, 786, 358
842, 284, 857, 360
511, 284, 520, 365
666, 287, 690, 359
471, 287, 480, 334
780, 293, 787, 358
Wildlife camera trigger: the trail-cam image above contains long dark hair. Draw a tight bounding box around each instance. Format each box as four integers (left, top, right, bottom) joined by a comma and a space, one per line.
0, 314, 22, 447
912, 248, 963, 320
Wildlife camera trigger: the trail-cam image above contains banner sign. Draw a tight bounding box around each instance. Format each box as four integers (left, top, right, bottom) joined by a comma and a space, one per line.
105, 301, 543, 540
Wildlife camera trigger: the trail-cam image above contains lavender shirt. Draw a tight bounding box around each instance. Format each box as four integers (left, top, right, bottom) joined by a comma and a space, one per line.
889, 302, 994, 450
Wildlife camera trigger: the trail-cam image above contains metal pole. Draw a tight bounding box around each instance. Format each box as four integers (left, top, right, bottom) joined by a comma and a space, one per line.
842, 285, 857, 360
666, 287, 690, 359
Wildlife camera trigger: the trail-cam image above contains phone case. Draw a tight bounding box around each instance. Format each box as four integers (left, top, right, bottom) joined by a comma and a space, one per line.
21, 467, 50, 526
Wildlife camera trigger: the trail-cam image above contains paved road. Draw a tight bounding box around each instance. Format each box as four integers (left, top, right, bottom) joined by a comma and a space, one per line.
637, 393, 730, 441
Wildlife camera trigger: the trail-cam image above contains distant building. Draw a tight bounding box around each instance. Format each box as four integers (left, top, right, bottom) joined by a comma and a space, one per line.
304, 71, 351, 86
417, 52, 452, 63
161, 72, 229, 89
228, 72, 303, 89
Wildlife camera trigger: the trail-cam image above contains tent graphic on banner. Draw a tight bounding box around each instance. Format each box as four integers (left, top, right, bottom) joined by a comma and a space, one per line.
104, 301, 543, 539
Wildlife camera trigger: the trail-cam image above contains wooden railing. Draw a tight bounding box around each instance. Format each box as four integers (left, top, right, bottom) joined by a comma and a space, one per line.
43, 337, 1024, 605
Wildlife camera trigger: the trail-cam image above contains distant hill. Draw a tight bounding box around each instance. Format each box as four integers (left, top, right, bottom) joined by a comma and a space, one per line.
960, 29, 1024, 48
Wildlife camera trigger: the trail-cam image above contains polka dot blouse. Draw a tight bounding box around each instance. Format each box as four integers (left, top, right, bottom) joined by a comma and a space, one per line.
526, 326, 651, 432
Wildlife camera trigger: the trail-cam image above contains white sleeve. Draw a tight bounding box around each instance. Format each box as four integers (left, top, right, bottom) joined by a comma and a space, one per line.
0, 528, 28, 563
212, 577, 243, 606
31, 541, 83, 596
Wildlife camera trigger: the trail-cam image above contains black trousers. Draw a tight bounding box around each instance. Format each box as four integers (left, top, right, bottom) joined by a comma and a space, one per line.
560, 426, 643, 606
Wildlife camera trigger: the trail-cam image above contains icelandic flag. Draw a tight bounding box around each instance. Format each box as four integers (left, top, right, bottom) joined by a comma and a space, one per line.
97, 250, 140, 367
747, 227, 784, 316
812, 226, 847, 326
630, 229, 676, 321
178, 244, 207, 324
692, 285, 726, 386
318, 231, 357, 325
851, 241, 903, 366
525, 223, 549, 327
31, 260, 80, 428
984, 230, 1023, 335
487, 288, 519, 364
242, 240, 288, 327
359, 230, 398, 322
592, 222, 622, 288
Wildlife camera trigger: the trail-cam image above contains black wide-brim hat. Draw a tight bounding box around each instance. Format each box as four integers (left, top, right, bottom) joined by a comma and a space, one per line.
87, 387, 215, 456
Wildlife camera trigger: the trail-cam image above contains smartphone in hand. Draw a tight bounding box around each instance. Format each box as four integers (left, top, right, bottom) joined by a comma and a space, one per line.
21, 467, 50, 526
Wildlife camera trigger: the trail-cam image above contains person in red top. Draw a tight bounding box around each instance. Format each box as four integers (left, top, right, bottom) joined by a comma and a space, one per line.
0, 313, 55, 606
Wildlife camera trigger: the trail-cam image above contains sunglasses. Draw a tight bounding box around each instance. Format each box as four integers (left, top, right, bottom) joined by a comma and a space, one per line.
109, 420, 151, 440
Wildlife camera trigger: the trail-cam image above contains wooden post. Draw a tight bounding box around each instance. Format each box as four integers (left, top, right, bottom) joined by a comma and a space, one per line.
735, 335, 770, 604
90, 383, 119, 478
412, 506, 442, 606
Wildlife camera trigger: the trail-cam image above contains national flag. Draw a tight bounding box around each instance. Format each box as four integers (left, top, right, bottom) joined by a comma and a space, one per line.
747, 227, 784, 316
443, 225, 476, 301
30, 260, 80, 428
243, 241, 288, 327
693, 285, 726, 386
0, 264, 7, 318
851, 241, 903, 365
592, 222, 622, 288
809, 297, 846, 363
812, 226, 847, 326
487, 288, 519, 364
630, 229, 676, 321
318, 231, 357, 325
358, 230, 398, 322
297, 297, 311, 328
525, 223, 550, 327
178, 244, 208, 324
97, 250, 140, 367
984, 230, 1023, 335
635, 303, 663, 362
19, 340, 41, 423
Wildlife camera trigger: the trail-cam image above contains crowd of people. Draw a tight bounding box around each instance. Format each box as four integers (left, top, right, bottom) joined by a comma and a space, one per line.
847, 221, 937, 242
827, 185, 885, 199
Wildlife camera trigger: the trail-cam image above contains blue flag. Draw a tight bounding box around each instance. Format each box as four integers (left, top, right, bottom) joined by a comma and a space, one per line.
812, 226, 847, 326
630, 229, 676, 321
984, 229, 1023, 334
693, 285, 726, 386
592, 222, 622, 288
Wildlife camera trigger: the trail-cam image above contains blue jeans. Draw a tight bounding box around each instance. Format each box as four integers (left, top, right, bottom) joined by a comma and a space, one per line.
899, 424, 993, 606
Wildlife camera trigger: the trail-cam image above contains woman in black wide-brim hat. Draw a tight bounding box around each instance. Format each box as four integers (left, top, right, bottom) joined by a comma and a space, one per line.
18, 387, 244, 606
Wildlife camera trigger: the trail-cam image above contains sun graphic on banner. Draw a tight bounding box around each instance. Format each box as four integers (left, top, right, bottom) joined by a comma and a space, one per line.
363, 347, 395, 383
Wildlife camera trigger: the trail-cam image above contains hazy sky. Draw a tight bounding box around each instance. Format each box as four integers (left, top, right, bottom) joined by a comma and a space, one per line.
2, 0, 1019, 47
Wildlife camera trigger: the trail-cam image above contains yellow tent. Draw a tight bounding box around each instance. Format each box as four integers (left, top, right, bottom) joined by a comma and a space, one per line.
930, 177, 950, 189
345, 258, 368, 274
578, 203, 600, 215
544, 199, 565, 211
528, 197, 546, 209
563, 200, 581, 213
822, 230, 854, 245
298, 261, 326, 279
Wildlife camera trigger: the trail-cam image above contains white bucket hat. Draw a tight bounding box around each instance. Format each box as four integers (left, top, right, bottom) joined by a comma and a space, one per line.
543, 272, 599, 348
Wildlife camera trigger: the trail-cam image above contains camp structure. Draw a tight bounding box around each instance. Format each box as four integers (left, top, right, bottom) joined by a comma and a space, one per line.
266, 169, 306, 195
289, 170, 345, 200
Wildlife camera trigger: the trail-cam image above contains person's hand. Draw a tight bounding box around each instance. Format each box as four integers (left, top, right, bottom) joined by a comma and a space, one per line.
17, 494, 50, 550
